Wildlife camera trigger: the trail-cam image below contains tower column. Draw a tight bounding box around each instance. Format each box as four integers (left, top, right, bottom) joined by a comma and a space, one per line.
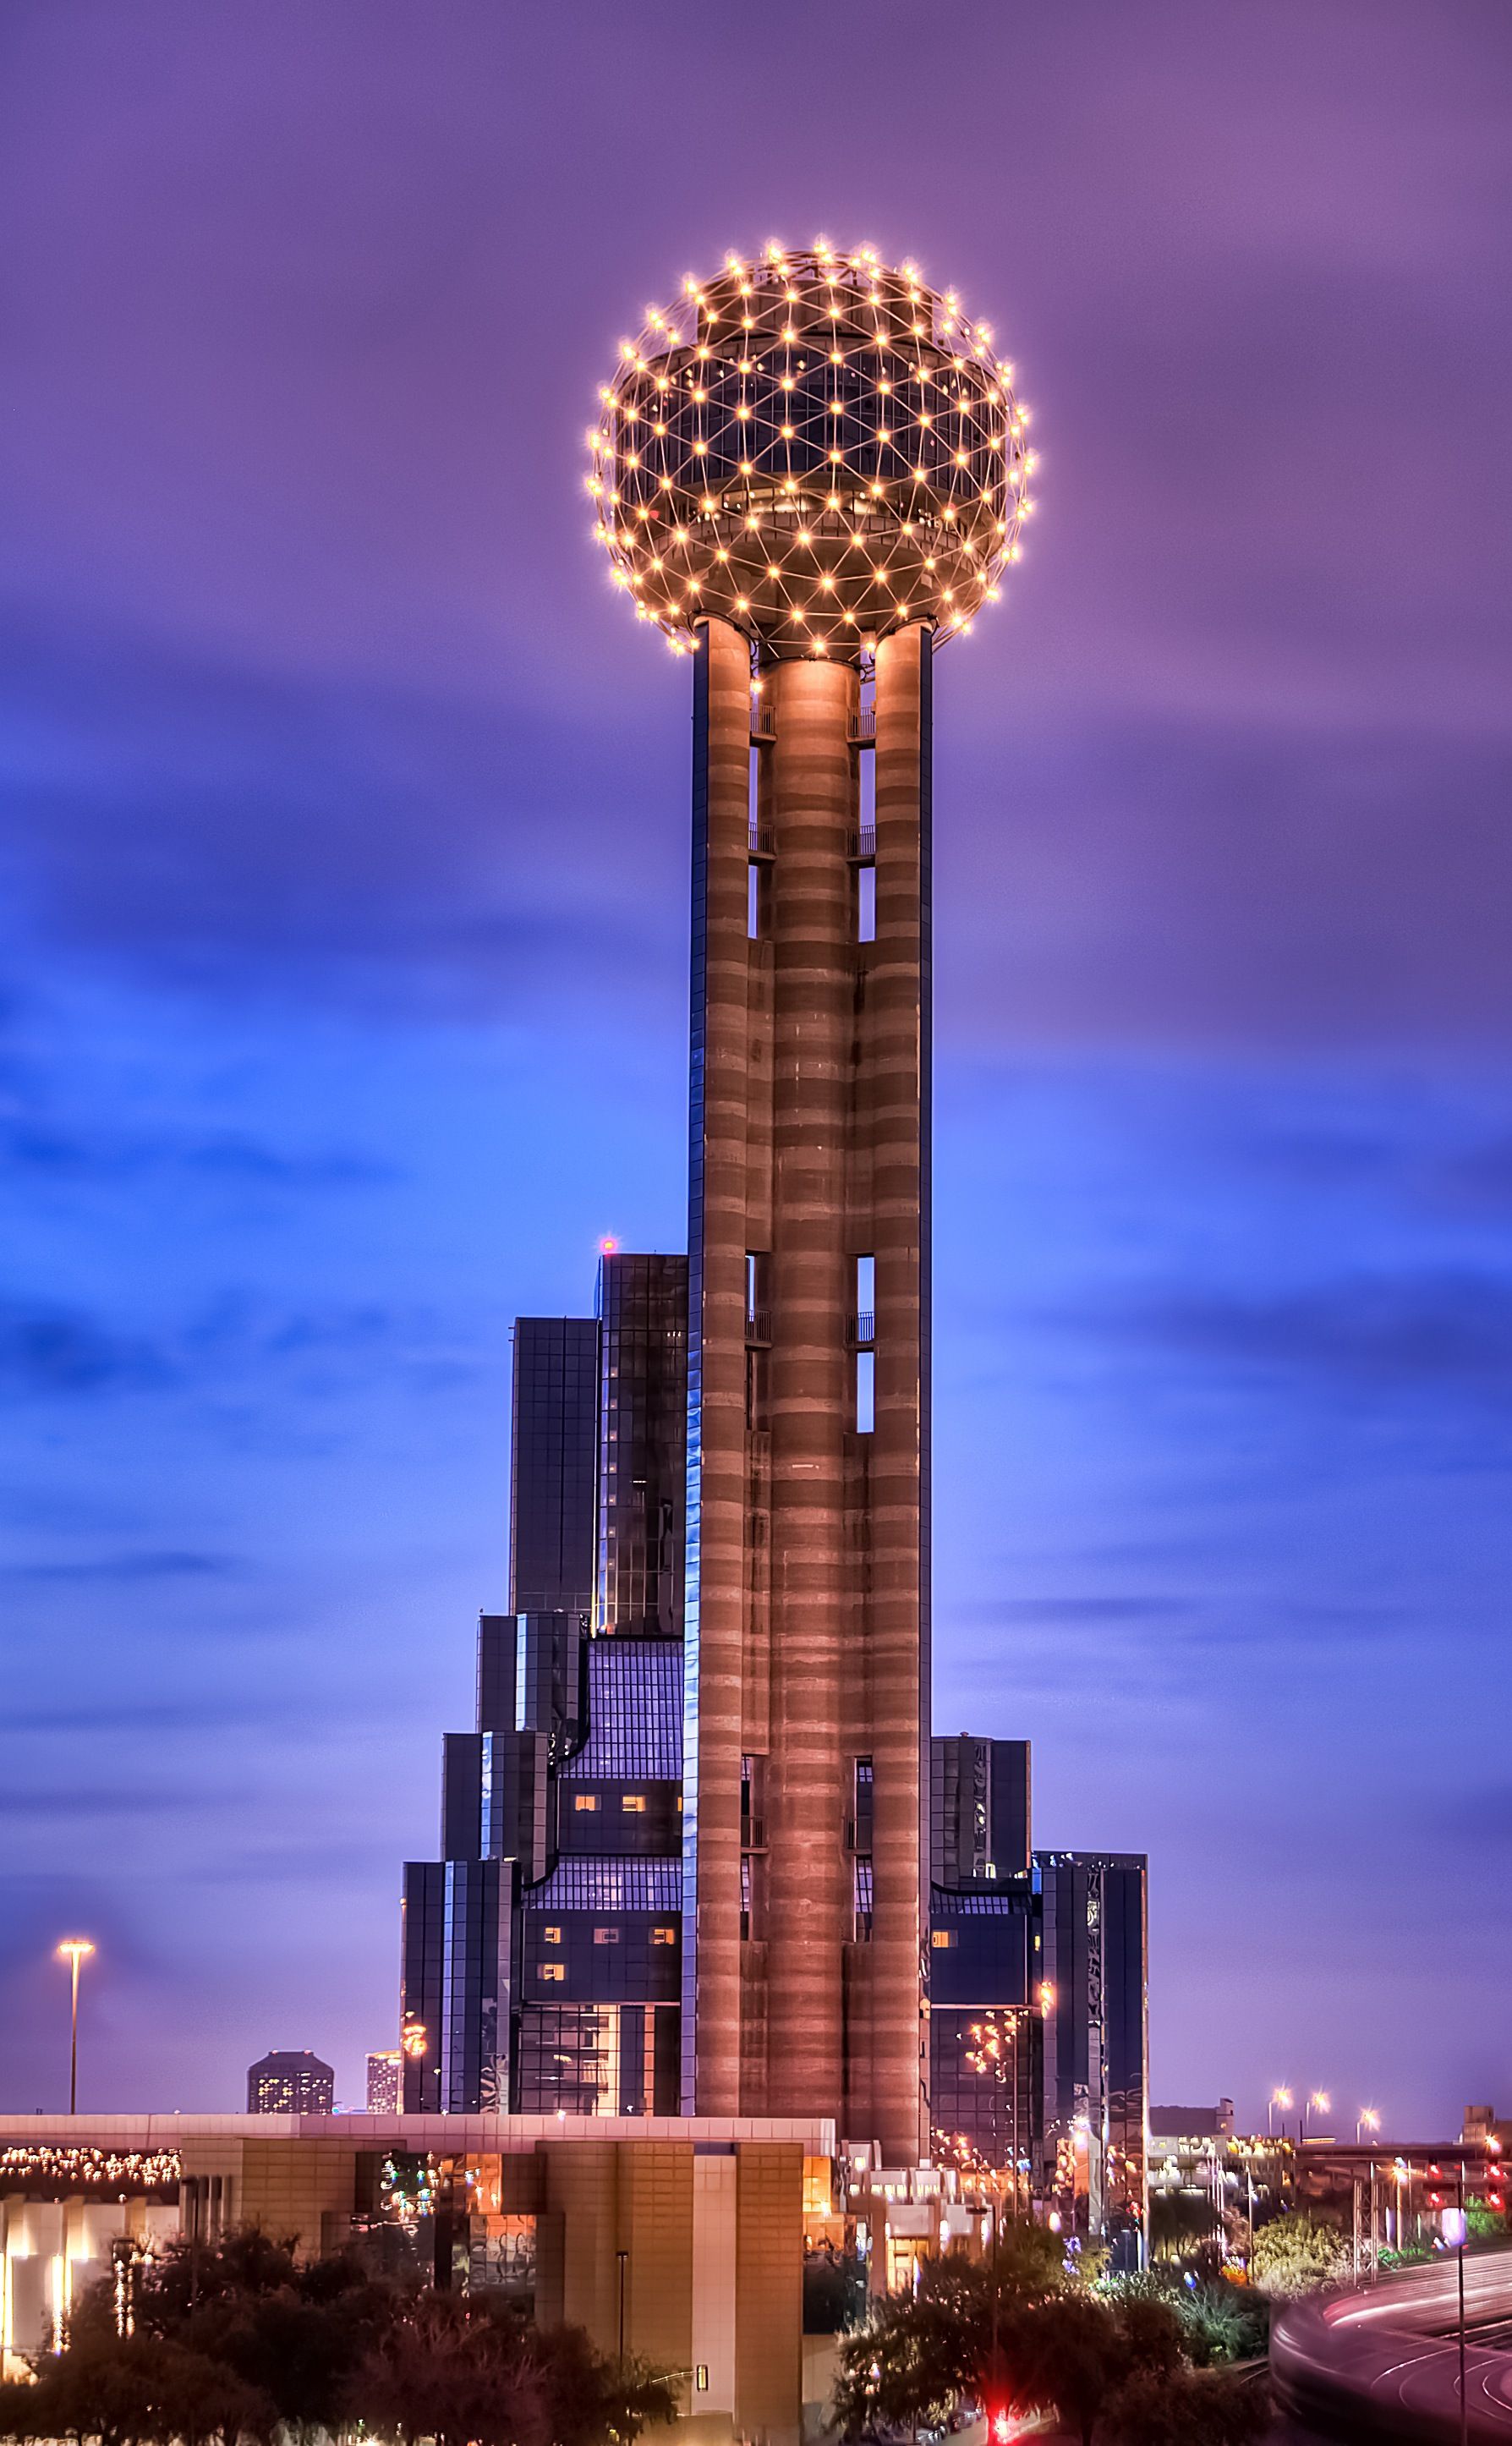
686, 620, 929, 2159
867, 624, 930, 2166
763, 655, 856, 2120
683, 616, 754, 2116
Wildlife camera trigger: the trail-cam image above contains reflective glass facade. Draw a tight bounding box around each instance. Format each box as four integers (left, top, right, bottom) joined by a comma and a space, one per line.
403, 1266, 687, 2118
929, 1734, 1148, 2262
509, 1319, 598, 1616
1039, 1850, 1148, 2257
595, 1254, 688, 1636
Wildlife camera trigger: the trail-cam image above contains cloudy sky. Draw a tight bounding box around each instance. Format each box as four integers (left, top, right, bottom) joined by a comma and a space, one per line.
2, 0, 1509, 2130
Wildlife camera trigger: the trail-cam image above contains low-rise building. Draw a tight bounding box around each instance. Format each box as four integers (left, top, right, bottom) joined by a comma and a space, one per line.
0, 2109, 829, 2443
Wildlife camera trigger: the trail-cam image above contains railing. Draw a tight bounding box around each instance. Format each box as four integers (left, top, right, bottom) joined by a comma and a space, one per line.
852, 1310, 875, 1347
740, 1818, 767, 1851
748, 824, 774, 858
849, 705, 876, 742
849, 825, 876, 861
745, 1309, 772, 1346
750, 695, 775, 742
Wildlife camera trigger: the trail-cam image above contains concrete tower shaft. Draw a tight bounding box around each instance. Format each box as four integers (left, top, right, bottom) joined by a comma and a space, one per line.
684, 614, 929, 2163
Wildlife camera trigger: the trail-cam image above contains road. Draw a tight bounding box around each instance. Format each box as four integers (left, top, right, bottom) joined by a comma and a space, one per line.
1272, 2246, 1512, 2439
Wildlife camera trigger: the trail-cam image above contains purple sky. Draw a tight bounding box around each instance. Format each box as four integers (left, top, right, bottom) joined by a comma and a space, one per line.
3, 0, 1509, 2133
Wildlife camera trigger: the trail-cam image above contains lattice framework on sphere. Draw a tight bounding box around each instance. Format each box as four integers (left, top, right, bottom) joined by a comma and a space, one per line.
588, 241, 1036, 662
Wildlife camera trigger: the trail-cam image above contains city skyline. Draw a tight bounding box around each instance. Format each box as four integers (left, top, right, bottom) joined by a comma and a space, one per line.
2, 0, 1509, 2133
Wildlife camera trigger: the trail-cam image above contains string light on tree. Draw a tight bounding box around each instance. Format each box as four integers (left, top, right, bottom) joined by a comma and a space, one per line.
589, 243, 1033, 660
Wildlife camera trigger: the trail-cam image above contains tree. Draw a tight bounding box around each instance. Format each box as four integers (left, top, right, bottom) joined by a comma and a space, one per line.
834, 2227, 1067, 2438
350, 2290, 677, 2446
1248, 2213, 1347, 2299
0, 2390, 36, 2446
0, 2229, 676, 2446
8, 2336, 267, 2446
1148, 2193, 1219, 2262
1021, 2295, 1123, 2446
833, 2258, 1268, 2446
529, 2320, 679, 2446
351, 2292, 550, 2446
1103, 2365, 1271, 2445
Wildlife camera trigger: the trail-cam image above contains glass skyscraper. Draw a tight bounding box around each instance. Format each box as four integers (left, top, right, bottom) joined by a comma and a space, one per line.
927, 1735, 1148, 2264
402, 1253, 687, 2117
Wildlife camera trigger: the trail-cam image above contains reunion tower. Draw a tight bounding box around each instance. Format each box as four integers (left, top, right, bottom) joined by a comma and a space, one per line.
590, 241, 1034, 2164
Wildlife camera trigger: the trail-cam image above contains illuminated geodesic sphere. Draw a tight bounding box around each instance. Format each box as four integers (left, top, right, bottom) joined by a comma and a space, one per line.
588, 242, 1034, 661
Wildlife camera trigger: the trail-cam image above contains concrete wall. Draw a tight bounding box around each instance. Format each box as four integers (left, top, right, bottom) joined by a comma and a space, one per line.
0, 2114, 824, 2442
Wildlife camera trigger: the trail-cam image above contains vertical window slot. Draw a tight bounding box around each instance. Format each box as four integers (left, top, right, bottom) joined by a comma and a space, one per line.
857, 864, 875, 943
856, 1348, 875, 1434
855, 1256, 874, 1348
745, 1251, 770, 1339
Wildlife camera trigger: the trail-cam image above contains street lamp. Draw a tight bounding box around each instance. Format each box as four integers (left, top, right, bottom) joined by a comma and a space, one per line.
966, 2010, 1030, 2217
1303, 2090, 1329, 2142
401, 2018, 427, 2109
1357, 2108, 1381, 2143
1268, 2087, 1292, 2136
56, 1939, 95, 2114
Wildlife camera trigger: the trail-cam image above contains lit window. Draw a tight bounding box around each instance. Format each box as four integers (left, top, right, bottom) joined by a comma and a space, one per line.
593, 1928, 622, 1945
931, 1929, 956, 1950
652, 1926, 677, 1947
540, 1964, 566, 1983
574, 1794, 599, 1813
543, 1926, 562, 1945
622, 1794, 648, 1814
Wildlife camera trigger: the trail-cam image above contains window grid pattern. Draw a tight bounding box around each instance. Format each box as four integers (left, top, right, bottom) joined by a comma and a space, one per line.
529, 1856, 682, 1911
558, 1640, 682, 1780
509, 1319, 599, 1616
595, 1254, 688, 1637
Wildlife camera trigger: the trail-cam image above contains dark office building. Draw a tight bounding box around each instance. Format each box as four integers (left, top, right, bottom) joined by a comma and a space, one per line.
596, 1254, 687, 1638
402, 1255, 687, 2116
929, 1736, 1148, 2263
1039, 1849, 1149, 2254
509, 1318, 598, 1618
246, 2051, 335, 2115
932, 1735, 1031, 1888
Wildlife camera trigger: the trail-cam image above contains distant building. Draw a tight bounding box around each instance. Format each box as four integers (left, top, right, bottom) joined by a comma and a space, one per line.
1151, 2099, 1235, 2139
246, 2051, 334, 2115
365, 2051, 401, 2114
928, 1734, 1150, 2266
1148, 2125, 1292, 2251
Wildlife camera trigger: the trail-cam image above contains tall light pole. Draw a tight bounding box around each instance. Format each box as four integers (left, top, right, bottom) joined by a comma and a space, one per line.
1268, 2087, 1292, 2136
1455, 2160, 1468, 2446
1357, 2107, 1380, 2144
1303, 2089, 1329, 2144
57, 1939, 95, 2114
